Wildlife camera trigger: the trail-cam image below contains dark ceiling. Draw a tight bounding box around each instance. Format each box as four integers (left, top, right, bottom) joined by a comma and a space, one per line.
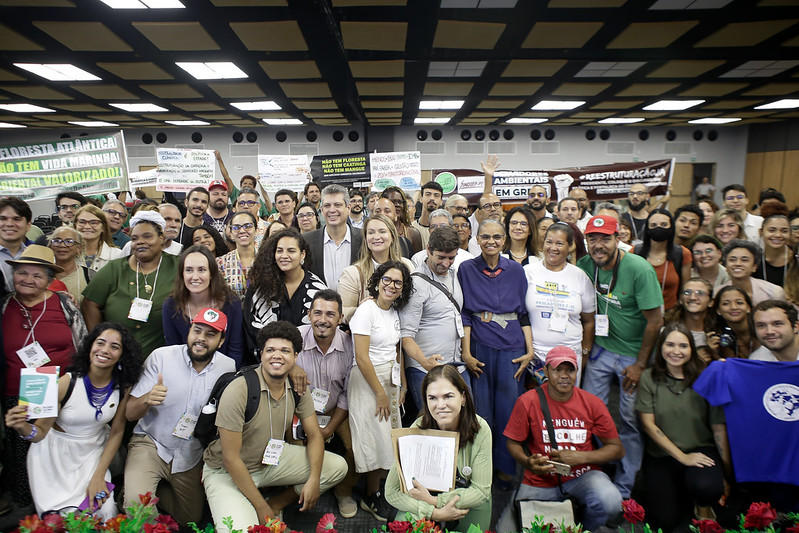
0, 0, 798, 130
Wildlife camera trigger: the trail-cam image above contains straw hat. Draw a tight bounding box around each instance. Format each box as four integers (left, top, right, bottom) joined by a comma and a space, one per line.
6, 244, 64, 273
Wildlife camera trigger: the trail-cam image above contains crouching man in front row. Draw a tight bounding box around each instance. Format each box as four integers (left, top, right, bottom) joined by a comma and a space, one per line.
202, 321, 348, 532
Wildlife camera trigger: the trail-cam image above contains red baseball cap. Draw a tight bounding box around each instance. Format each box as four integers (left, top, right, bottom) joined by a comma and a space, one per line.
545, 345, 578, 368
583, 215, 618, 235
208, 180, 228, 191
191, 308, 228, 333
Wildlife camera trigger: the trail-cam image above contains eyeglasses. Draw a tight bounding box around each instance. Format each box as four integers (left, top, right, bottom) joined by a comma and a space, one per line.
297, 212, 316, 220
450, 206, 468, 213
628, 191, 647, 197
103, 208, 126, 219
380, 276, 404, 289
509, 220, 529, 228
237, 200, 258, 208
452, 223, 470, 229
682, 289, 708, 297
230, 223, 255, 232
50, 238, 77, 247
76, 219, 101, 228
692, 248, 717, 256
481, 202, 501, 211
725, 195, 745, 201
58, 204, 81, 211
478, 233, 504, 242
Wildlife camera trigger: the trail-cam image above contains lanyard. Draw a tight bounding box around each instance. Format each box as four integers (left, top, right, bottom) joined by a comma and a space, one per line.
267, 380, 290, 442
135, 255, 162, 301
594, 251, 621, 315
15, 295, 48, 346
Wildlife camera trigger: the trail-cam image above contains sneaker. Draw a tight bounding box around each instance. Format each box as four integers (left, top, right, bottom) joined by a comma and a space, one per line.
336, 495, 358, 518
360, 492, 388, 521
374, 490, 395, 522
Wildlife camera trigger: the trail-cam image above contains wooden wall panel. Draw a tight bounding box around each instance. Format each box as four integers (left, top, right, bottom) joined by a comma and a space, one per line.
762, 151, 786, 192
744, 152, 765, 204
781, 150, 799, 209
672, 163, 693, 196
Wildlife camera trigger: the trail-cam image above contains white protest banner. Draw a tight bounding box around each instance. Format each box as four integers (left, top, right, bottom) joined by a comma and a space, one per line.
155, 148, 215, 192
0, 131, 128, 201
129, 168, 157, 189
370, 151, 421, 192
258, 154, 310, 198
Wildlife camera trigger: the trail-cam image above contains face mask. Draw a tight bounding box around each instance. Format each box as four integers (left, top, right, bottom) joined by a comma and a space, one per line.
648, 227, 672, 242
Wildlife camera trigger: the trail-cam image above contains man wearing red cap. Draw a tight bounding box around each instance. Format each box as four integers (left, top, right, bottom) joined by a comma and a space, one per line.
124, 308, 236, 526
497, 346, 624, 532
204, 180, 233, 234
576, 215, 663, 499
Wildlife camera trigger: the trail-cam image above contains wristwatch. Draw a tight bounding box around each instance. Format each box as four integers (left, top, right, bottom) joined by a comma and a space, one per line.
581, 348, 591, 356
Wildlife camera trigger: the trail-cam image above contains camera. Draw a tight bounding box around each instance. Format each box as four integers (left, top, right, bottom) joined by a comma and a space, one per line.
719, 326, 736, 348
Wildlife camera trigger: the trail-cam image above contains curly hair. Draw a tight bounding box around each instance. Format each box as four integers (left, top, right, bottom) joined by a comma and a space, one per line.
365, 260, 412, 310
67, 322, 143, 391
256, 320, 303, 354
249, 229, 311, 304
170, 245, 235, 320
651, 322, 706, 387
188, 224, 228, 257
418, 365, 481, 444
502, 206, 539, 257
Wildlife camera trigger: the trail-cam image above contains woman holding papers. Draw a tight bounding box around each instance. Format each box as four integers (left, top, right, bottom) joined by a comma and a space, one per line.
4, 323, 142, 519
386, 365, 492, 530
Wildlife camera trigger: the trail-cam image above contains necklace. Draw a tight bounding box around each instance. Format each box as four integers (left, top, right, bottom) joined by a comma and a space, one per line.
510, 249, 527, 260
83, 375, 116, 421
665, 374, 687, 396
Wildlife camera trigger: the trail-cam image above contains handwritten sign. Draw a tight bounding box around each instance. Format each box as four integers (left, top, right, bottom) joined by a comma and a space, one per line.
258, 154, 310, 198
155, 148, 215, 192
370, 151, 421, 192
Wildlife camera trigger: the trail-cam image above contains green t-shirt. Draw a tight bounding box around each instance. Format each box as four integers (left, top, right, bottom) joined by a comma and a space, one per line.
635, 368, 725, 458
82, 254, 179, 358
577, 251, 663, 358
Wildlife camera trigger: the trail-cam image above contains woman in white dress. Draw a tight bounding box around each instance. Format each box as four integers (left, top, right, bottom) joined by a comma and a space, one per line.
4, 323, 142, 518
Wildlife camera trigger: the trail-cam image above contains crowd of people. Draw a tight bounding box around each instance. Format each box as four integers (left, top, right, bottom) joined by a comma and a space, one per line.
0, 153, 797, 533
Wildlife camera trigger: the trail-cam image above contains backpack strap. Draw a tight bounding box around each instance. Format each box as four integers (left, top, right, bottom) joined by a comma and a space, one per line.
61, 373, 76, 407
242, 365, 261, 423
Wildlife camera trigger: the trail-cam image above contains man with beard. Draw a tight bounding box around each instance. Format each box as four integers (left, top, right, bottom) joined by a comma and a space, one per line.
621, 183, 650, 245
180, 187, 210, 246
577, 215, 663, 499
570, 187, 593, 231
751, 300, 799, 362
204, 180, 233, 234
304, 181, 322, 214
412, 181, 444, 249
124, 308, 236, 526
527, 185, 553, 222
348, 191, 365, 229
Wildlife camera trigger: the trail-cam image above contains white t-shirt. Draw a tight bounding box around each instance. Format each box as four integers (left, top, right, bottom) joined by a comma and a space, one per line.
524, 261, 596, 359
349, 299, 400, 367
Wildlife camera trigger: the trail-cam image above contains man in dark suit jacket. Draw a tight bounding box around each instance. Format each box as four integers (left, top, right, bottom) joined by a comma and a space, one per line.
305, 184, 362, 290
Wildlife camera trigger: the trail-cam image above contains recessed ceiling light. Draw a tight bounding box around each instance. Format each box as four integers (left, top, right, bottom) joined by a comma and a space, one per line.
99, 0, 184, 8
165, 120, 210, 126
0, 122, 26, 128
531, 100, 585, 111
14, 63, 101, 81
231, 101, 281, 111
0, 104, 55, 113
688, 118, 741, 124
598, 118, 645, 124
506, 118, 548, 124
414, 118, 450, 124
176, 62, 247, 80
68, 121, 119, 127
643, 100, 705, 111
419, 100, 464, 110
754, 99, 799, 110
110, 103, 169, 112
263, 118, 303, 125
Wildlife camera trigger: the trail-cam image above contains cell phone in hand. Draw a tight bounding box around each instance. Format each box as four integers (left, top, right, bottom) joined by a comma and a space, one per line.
545, 460, 571, 476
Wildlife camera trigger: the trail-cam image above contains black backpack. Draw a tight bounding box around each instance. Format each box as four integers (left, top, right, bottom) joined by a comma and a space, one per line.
194, 364, 301, 447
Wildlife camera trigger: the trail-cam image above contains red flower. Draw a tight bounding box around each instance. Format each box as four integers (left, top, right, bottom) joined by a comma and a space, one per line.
139, 492, 160, 507
692, 519, 725, 533
247, 526, 271, 533
41, 514, 66, 533
387, 521, 412, 533
18, 514, 42, 531
103, 514, 127, 532
154, 514, 179, 532
316, 513, 337, 533
743, 502, 777, 529
143, 524, 171, 533
622, 499, 646, 524
785, 525, 799, 533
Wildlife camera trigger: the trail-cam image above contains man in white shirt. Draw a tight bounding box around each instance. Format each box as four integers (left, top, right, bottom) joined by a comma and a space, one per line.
751, 300, 799, 362
722, 184, 762, 243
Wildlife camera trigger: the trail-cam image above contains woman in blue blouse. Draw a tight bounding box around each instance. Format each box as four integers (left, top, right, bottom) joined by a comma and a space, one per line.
457, 219, 534, 479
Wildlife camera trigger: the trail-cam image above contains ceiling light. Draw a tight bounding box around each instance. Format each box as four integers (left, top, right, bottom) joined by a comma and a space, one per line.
110, 103, 169, 112
263, 118, 303, 125
99, 0, 184, 8
419, 100, 464, 110
531, 100, 585, 111
0, 122, 26, 128
754, 99, 799, 110
688, 118, 741, 124
176, 62, 247, 80
414, 118, 450, 124
506, 118, 548, 124
165, 120, 209, 126
68, 121, 119, 127
643, 99, 705, 111
598, 118, 645, 124
231, 101, 281, 111
14, 63, 100, 81
0, 104, 55, 113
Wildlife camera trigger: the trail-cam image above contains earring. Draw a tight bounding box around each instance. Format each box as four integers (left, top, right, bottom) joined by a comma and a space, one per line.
301, 258, 305, 265
117, 362, 122, 370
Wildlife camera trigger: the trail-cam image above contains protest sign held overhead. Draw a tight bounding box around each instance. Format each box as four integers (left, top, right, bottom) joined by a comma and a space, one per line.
370, 151, 421, 192
310, 152, 370, 189
0, 131, 128, 200
155, 148, 215, 192
258, 154, 310, 197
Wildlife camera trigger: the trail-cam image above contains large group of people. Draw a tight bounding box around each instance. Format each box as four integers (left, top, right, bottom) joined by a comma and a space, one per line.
1, 154, 797, 533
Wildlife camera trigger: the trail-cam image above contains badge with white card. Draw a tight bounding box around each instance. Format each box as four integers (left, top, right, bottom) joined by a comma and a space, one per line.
454, 312, 464, 338
548, 312, 568, 333
128, 298, 153, 322
262, 438, 284, 465
311, 388, 330, 413
391, 361, 402, 387
16, 341, 50, 368
596, 314, 609, 336
172, 413, 198, 440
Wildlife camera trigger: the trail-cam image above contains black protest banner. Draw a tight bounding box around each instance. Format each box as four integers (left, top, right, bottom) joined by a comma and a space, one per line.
310, 152, 371, 189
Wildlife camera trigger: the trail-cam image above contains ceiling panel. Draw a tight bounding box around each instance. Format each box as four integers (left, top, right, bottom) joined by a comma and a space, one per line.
230, 21, 308, 51
647, 60, 726, 78
433, 21, 506, 49
140, 84, 203, 99
132, 22, 220, 51
259, 61, 322, 80
33, 21, 132, 51
97, 62, 173, 81
349, 60, 405, 78
341, 22, 407, 51
607, 21, 698, 48
522, 22, 603, 48
72, 84, 140, 100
